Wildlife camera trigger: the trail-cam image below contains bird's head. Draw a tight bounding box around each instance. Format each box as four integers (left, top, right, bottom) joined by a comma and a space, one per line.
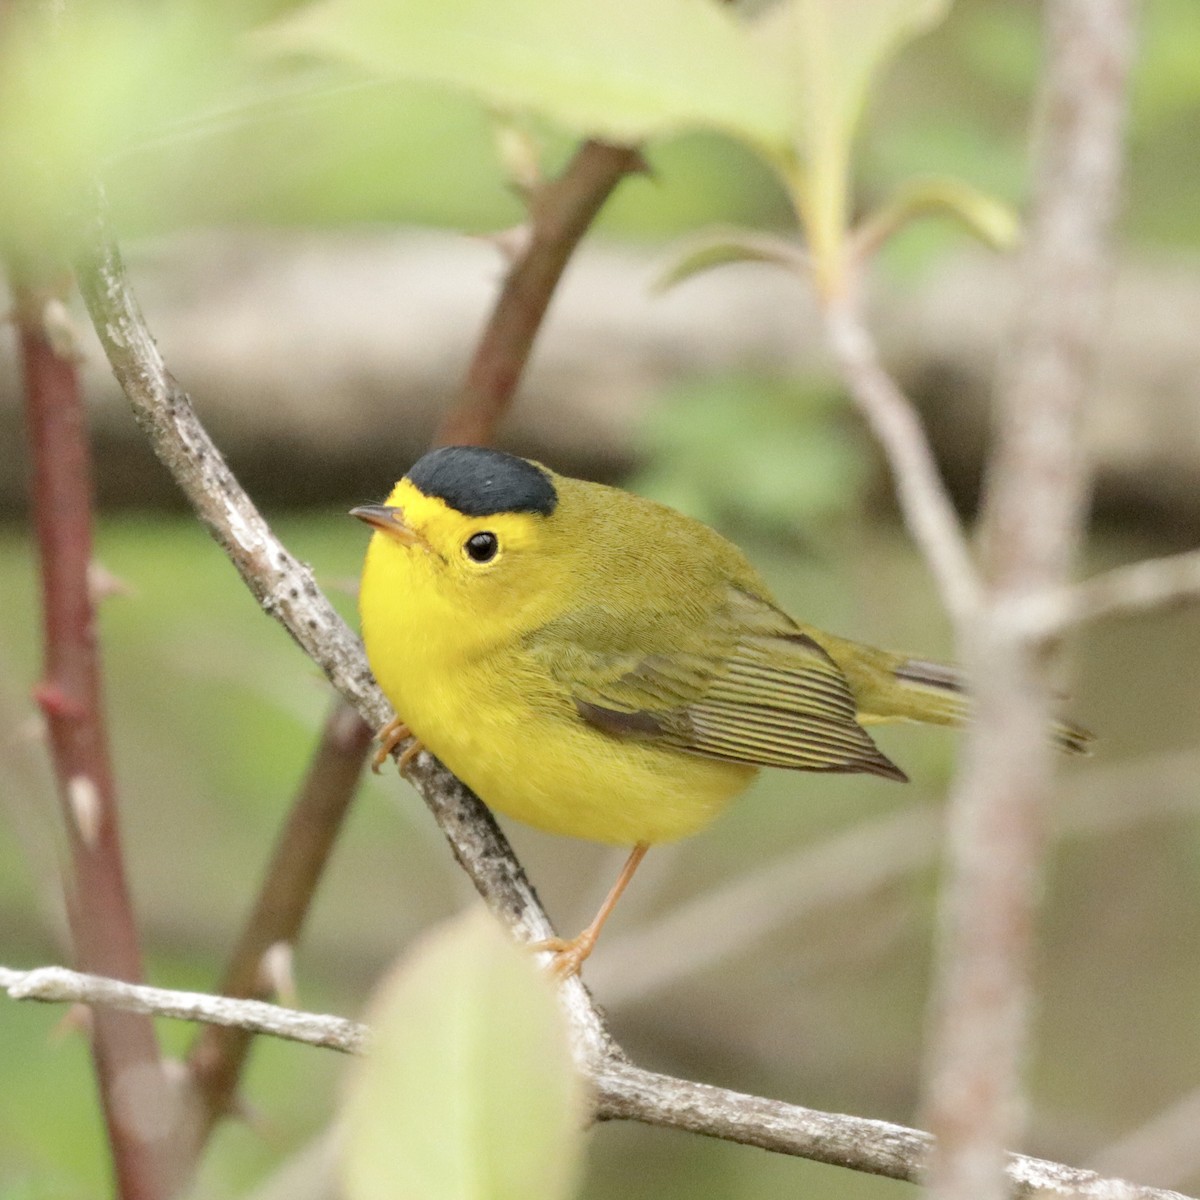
352, 446, 563, 626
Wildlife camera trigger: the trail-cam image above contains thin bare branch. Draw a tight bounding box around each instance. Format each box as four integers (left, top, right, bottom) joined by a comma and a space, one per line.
1012, 548, 1200, 640
176, 150, 639, 1155
3, 963, 1190, 1200
12, 271, 168, 1200
921, 4, 1135, 1200
595, 1060, 1192, 1200
0, 965, 366, 1054
822, 297, 981, 625
184, 699, 373, 1147
176, 144, 636, 1156
434, 139, 643, 447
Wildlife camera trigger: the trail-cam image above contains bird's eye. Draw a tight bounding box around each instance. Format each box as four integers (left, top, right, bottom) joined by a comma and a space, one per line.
465, 531, 499, 563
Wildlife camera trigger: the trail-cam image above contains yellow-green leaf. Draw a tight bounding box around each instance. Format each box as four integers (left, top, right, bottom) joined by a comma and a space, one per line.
0, 5, 239, 257
654, 227, 806, 291
267, 0, 792, 152
342, 908, 588, 1200
855, 176, 1020, 258
754, 0, 954, 290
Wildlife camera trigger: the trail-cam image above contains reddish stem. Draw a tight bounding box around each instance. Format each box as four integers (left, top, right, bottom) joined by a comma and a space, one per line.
15, 277, 167, 1199
434, 139, 643, 447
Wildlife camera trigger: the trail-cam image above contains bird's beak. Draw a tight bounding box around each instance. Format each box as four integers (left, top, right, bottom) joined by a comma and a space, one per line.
350, 504, 421, 547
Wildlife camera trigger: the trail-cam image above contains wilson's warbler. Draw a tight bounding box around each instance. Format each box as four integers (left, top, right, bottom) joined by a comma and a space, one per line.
354, 445, 1091, 975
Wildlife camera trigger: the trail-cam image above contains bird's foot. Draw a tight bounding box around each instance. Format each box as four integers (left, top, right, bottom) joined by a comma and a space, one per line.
371, 717, 422, 774
529, 932, 597, 980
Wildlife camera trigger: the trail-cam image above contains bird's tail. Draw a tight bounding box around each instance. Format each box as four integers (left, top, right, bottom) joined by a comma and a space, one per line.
815, 633, 1094, 755
888, 656, 1093, 754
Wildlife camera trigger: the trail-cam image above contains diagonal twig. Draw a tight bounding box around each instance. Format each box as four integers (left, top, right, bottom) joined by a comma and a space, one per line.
1012, 547, 1200, 640
434, 139, 644, 447
821, 297, 981, 628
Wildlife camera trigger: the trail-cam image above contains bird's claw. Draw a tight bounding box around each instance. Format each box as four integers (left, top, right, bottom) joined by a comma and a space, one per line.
530, 933, 596, 980
372, 716, 420, 774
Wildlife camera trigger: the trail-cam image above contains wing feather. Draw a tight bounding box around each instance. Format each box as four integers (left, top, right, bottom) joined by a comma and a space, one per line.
526, 586, 907, 782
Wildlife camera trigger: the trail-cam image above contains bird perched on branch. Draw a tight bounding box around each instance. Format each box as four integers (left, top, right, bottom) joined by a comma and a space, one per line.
353, 445, 1091, 977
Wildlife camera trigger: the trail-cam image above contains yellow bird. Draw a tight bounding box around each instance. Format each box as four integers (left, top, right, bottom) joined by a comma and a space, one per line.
353, 446, 1090, 976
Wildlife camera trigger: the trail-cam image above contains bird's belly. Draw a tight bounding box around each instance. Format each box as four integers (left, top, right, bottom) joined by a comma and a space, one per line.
393, 659, 756, 846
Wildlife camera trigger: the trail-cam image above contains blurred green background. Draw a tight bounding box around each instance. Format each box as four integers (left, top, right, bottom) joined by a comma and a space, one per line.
2, 0, 1199, 1197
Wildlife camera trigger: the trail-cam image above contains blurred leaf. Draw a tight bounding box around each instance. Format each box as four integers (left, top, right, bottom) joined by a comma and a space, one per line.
268, 0, 793, 152
116, 67, 522, 232
342, 908, 587, 1200
855, 176, 1018, 258
654, 227, 806, 291
0, 4, 241, 257
752, 0, 953, 290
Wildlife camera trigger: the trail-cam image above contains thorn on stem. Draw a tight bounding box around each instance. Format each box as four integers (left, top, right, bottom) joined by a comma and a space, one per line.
88, 561, 136, 604
626, 149, 652, 178
32, 681, 85, 721
112, 1061, 177, 1144
477, 223, 535, 266
68, 775, 102, 848
257, 941, 296, 1008
41, 296, 86, 364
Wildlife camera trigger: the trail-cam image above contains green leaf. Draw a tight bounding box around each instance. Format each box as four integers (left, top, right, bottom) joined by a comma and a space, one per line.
342, 908, 587, 1200
0, 5, 240, 257
754, 0, 954, 291
855, 176, 1020, 258
266, 0, 792, 152
654, 227, 807, 292
116, 68, 524, 233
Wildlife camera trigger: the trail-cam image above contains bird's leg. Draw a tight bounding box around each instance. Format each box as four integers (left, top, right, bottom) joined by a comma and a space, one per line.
371, 715, 423, 774
532, 843, 650, 979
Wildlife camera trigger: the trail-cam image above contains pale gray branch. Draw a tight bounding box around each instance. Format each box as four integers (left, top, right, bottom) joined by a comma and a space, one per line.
594, 1060, 1192, 1200
921, 3, 1135, 1200
822, 297, 981, 626
1014, 548, 1200, 639
2, 962, 1189, 1200
0, 965, 367, 1053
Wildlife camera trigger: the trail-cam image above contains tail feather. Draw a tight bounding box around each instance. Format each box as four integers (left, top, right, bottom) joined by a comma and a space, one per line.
891, 656, 1094, 756
812, 628, 1096, 756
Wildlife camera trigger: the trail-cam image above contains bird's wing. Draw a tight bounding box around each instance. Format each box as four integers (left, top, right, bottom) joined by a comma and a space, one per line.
526, 586, 907, 781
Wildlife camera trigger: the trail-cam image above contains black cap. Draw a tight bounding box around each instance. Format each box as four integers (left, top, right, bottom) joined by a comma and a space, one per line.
405, 446, 558, 518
